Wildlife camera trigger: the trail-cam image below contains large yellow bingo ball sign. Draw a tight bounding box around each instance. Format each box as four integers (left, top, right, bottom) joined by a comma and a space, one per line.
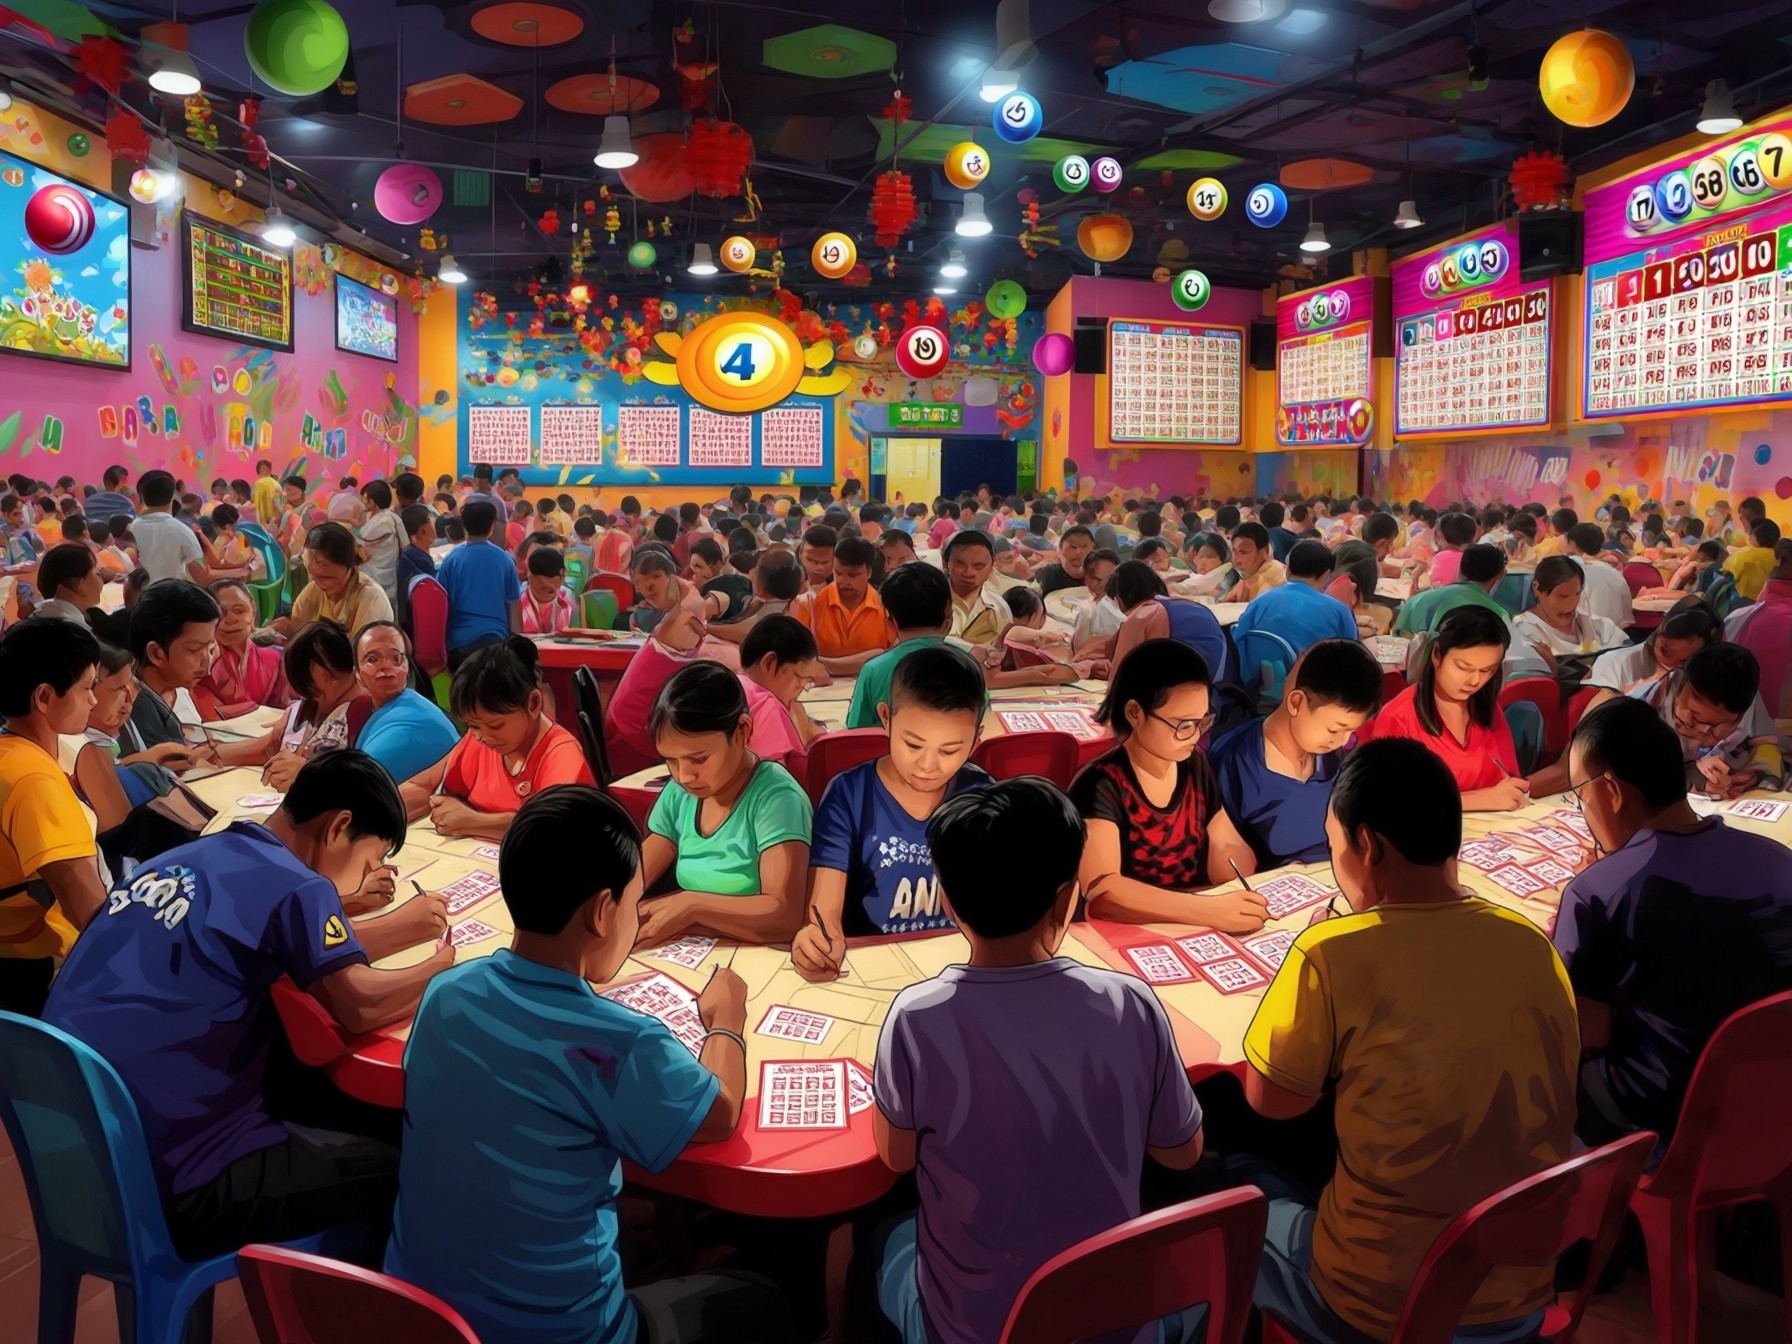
812, 231, 857, 280
1538, 29, 1634, 129
944, 142, 990, 190
676, 311, 806, 414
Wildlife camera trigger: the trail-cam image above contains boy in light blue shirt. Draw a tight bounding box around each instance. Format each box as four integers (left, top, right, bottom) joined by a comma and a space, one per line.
1231, 541, 1358, 699
433, 499, 519, 667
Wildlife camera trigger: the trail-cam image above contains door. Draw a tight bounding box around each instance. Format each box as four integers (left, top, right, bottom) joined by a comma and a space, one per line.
884, 437, 941, 507
939, 437, 1018, 499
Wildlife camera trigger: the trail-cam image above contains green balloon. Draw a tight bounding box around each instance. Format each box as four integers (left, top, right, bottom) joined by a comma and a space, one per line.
244, 0, 351, 97
986, 279, 1027, 319
627, 240, 658, 269
66, 133, 90, 157
1053, 155, 1089, 193
1171, 269, 1211, 311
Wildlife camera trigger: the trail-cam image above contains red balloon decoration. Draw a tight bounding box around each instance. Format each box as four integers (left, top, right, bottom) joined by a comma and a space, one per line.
895, 324, 950, 380
1510, 150, 1571, 212
869, 170, 917, 248
618, 132, 698, 203
685, 118, 753, 199
25, 185, 96, 255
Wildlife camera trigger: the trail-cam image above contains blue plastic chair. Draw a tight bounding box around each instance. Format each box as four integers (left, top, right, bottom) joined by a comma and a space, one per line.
1233, 628, 1299, 706
0, 1013, 361, 1344
235, 522, 288, 625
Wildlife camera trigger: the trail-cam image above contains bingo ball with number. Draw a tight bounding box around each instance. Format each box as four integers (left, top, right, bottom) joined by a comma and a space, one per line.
985, 280, 1027, 319
719, 235, 755, 272
1244, 182, 1287, 228
374, 165, 443, 225
1031, 331, 1074, 377
1538, 29, 1634, 128
812, 232, 857, 279
1728, 141, 1768, 198
244, 0, 351, 97
1171, 269, 1211, 311
1457, 243, 1482, 283
1689, 155, 1728, 211
1187, 177, 1227, 221
1439, 252, 1461, 289
1329, 287, 1351, 323
1654, 170, 1693, 224
1053, 155, 1089, 193
626, 239, 657, 269
1091, 156, 1123, 193
1479, 239, 1507, 278
895, 324, 949, 380
24, 184, 94, 255
852, 333, 878, 361
1421, 261, 1443, 298
944, 142, 990, 190
675, 311, 806, 414
1758, 133, 1792, 190
993, 91, 1042, 144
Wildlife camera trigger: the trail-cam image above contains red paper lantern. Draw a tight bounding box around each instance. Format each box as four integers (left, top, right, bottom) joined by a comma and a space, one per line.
104, 111, 151, 164
869, 170, 916, 248
1509, 150, 1571, 212
685, 118, 753, 199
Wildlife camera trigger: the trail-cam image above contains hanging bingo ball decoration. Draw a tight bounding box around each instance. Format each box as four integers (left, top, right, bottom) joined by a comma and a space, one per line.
243, 0, 351, 97
1244, 182, 1288, 228
719, 235, 756, 272
896, 324, 950, 379
1032, 331, 1074, 377
626, 239, 657, 269
1171, 269, 1211, 312
24, 184, 95, 254
1091, 156, 1124, 193
943, 142, 990, 191
1054, 154, 1090, 193
993, 91, 1043, 144
66, 133, 90, 157
1187, 177, 1227, 221
852, 334, 878, 360
985, 279, 1027, 319
374, 165, 443, 226
677, 311, 807, 414
1538, 29, 1634, 129
812, 232, 857, 280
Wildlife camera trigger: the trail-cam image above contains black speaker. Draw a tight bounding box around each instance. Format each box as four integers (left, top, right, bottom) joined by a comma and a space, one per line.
1249, 317, 1277, 371
1519, 210, 1582, 280
1073, 323, 1106, 374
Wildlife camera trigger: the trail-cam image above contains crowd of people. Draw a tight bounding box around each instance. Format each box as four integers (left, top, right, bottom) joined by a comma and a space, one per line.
1, 459, 1789, 1344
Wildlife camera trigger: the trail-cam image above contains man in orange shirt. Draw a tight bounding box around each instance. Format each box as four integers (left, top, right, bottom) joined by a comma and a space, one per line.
791, 535, 891, 675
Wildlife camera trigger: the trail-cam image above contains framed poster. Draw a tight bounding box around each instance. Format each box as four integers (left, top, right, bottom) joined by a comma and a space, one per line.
334, 272, 398, 362
0, 148, 131, 369
1104, 318, 1244, 446
1275, 275, 1374, 446
182, 212, 293, 351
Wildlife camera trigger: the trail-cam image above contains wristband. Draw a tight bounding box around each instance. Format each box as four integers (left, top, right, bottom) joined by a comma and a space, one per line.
706, 1028, 747, 1054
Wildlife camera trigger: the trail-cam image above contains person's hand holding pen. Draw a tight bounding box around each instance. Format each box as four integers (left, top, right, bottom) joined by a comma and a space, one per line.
791, 905, 845, 981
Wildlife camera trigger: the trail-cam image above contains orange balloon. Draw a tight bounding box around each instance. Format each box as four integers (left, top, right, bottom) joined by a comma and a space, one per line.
1539, 30, 1634, 129
618, 132, 697, 203
1077, 212, 1133, 263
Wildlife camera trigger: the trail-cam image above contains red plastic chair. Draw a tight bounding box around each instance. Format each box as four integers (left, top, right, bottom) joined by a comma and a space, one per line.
973, 730, 1081, 790
409, 577, 449, 679
584, 571, 636, 626
1497, 676, 1566, 760
1628, 990, 1792, 1344
1000, 1188, 1267, 1344
237, 1245, 482, 1344
1622, 561, 1662, 598
801, 727, 889, 806
1262, 1133, 1654, 1344
1562, 684, 1602, 745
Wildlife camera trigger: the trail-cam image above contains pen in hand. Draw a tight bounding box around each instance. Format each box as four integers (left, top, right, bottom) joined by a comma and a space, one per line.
1228, 858, 1254, 891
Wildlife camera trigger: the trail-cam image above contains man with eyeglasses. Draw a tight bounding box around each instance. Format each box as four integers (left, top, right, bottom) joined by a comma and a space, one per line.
1627, 642, 1783, 799
351, 621, 459, 784
1553, 696, 1792, 1151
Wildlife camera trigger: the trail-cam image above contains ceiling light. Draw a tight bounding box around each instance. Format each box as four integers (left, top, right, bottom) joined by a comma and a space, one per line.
934, 283, 958, 295
980, 68, 1019, 102
1393, 199, 1423, 229
259, 206, 296, 248
981, 0, 1035, 100
956, 192, 993, 236
687, 243, 718, 276
1697, 80, 1742, 135
593, 116, 639, 169
1299, 221, 1331, 253
147, 46, 202, 97
438, 254, 467, 284
1274, 8, 1326, 34
940, 251, 968, 278
1208, 0, 1287, 22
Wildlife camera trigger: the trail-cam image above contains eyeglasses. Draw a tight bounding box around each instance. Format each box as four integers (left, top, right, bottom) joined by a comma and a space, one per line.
1147, 708, 1216, 741
359, 650, 409, 669
1562, 770, 1609, 811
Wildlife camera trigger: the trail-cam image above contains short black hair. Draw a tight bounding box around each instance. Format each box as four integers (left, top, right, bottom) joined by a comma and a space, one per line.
1097, 637, 1210, 738
942, 529, 994, 561
1566, 522, 1605, 555
501, 785, 641, 935
304, 521, 360, 568
393, 471, 425, 505
834, 536, 875, 571
137, 470, 177, 508
889, 643, 985, 718
1003, 586, 1041, 621
1416, 605, 1509, 735
361, 479, 392, 511
129, 580, 220, 663
1231, 521, 1270, 551
0, 617, 100, 717
1260, 501, 1286, 528
1133, 537, 1170, 565
450, 635, 541, 720
650, 660, 748, 740
927, 778, 1084, 938
751, 547, 801, 600
689, 536, 724, 568
1059, 524, 1093, 547
37, 541, 96, 600
1286, 539, 1332, 580
801, 524, 837, 553
1136, 510, 1162, 538
1751, 518, 1782, 548
1571, 697, 1686, 809
461, 500, 498, 538
1215, 505, 1241, 531
1330, 738, 1461, 864
283, 620, 354, 701
1292, 639, 1383, 715
879, 561, 951, 629
1531, 555, 1582, 594
1682, 643, 1759, 715
739, 613, 816, 668
1459, 543, 1506, 584
1437, 512, 1477, 546
281, 749, 407, 854
1107, 559, 1166, 611
527, 547, 565, 578
650, 513, 678, 544
60, 514, 87, 542
1550, 508, 1578, 533
401, 504, 434, 539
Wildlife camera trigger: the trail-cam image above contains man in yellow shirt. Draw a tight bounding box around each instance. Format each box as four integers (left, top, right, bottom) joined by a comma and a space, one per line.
1242, 737, 1577, 1343
0, 619, 110, 1015
1218, 522, 1287, 603
789, 536, 891, 676
1724, 518, 1780, 601
251, 459, 281, 528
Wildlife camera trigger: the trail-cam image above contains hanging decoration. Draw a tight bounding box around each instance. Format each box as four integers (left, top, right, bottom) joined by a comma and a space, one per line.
1187, 177, 1227, 220
1509, 149, 1572, 211
239, 96, 270, 171
944, 142, 990, 190
1032, 331, 1074, 376
1171, 269, 1211, 311
685, 117, 753, 198
869, 170, 917, 247
1076, 212, 1133, 262
538, 208, 560, 236
243, 0, 351, 97
1538, 29, 1634, 129
71, 34, 128, 97
992, 90, 1042, 143
1091, 157, 1124, 193
882, 90, 913, 124
374, 164, 443, 225
627, 239, 657, 269
105, 111, 151, 164
672, 19, 718, 112
813, 232, 857, 280
66, 133, 90, 157
895, 323, 949, 379
720, 235, 756, 272
183, 95, 218, 148
1018, 190, 1059, 258
985, 279, 1026, 319
1053, 155, 1089, 193
1243, 183, 1288, 228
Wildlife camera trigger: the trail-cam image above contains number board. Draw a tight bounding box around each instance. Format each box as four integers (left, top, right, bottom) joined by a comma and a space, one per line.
1275, 275, 1375, 446
1583, 112, 1792, 419
181, 213, 293, 352
461, 401, 833, 480
1104, 319, 1244, 445
1392, 221, 1554, 436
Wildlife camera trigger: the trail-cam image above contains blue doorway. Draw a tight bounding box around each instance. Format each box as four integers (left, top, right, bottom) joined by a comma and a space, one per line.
939, 437, 1018, 500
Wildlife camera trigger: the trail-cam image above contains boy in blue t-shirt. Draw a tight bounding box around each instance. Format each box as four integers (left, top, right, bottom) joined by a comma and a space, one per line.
385, 786, 788, 1344
433, 498, 519, 667
794, 645, 991, 974
1208, 640, 1383, 869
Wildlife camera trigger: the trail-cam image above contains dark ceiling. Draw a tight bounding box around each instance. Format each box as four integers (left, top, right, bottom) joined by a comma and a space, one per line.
6, 0, 1792, 300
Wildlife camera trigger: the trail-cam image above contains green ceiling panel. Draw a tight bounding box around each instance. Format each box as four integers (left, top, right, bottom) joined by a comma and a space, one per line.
1133, 149, 1245, 171
873, 120, 1105, 166
762, 25, 897, 79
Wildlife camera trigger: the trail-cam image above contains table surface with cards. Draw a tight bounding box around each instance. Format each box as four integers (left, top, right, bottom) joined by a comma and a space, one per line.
175, 763, 1792, 1218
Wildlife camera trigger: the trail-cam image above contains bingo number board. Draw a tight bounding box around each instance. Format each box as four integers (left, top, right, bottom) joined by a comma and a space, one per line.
1104, 318, 1244, 446
1392, 221, 1554, 435
181, 213, 293, 352
1584, 114, 1792, 418
1275, 275, 1374, 445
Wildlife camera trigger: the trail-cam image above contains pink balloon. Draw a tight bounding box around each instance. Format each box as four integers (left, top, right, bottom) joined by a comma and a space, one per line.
1032, 331, 1074, 377
374, 165, 443, 225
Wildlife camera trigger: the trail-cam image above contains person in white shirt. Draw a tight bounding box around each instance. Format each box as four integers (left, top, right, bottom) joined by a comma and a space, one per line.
131, 470, 207, 586
1511, 556, 1627, 665
30, 543, 103, 626
1562, 522, 1634, 628
1069, 549, 1122, 654
357, 479, 405, 603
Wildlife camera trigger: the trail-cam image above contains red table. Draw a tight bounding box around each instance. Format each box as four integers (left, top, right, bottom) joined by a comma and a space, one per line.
534, 638, 639, 734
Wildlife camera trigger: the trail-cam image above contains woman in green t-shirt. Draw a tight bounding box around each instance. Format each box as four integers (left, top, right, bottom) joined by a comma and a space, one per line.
639, 661, 812, 946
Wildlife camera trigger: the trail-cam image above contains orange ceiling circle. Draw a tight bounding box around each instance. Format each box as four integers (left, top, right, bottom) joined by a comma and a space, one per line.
544, 72, 661, 115
470, 3, 585, 47
404, 74, 525, 126
1279, 158, 1375, 191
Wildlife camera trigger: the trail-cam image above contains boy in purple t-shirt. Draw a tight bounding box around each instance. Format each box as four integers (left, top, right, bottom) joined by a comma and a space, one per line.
872, 778, 1206, 1344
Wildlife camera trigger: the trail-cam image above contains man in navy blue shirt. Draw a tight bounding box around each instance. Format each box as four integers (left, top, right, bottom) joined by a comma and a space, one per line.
82, 463, 135, 527
435, 499, 520, 667
1232, 540, 1360, 698
1262, 501, 1298, 562
44, 752, 454, 1259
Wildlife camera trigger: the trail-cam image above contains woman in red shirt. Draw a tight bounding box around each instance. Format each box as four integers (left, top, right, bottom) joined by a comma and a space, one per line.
1361, 605, 1531, 811
400, 636, 593, 838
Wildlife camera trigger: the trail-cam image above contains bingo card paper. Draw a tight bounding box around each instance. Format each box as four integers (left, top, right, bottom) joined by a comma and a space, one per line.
1393, 221, 1554, 435
761, 406, 825, 467
1104, 319, 1244, 446
650, 936, 718, 969
1124, 944, 1197, 984
1275, 276, 1375, 446
599, 974, 708, 1056
1729, 798, 1791, 823
1241, 929, 1296, 971
616, 405, 682, 466
1254, 873, 1335, 918
440, 870, 501, 916
467, 404, 532, 466
1584, 112, 1792, 418
449, 918, 501, 947
755, 1005, 839, 1043
1198, 957, 1268, 995
758, 1060, 849, 1131
538, 405, 604, 466
687, 408, 753, 468
1176, 933, 1236, 964
846, 1062, 875, 1115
